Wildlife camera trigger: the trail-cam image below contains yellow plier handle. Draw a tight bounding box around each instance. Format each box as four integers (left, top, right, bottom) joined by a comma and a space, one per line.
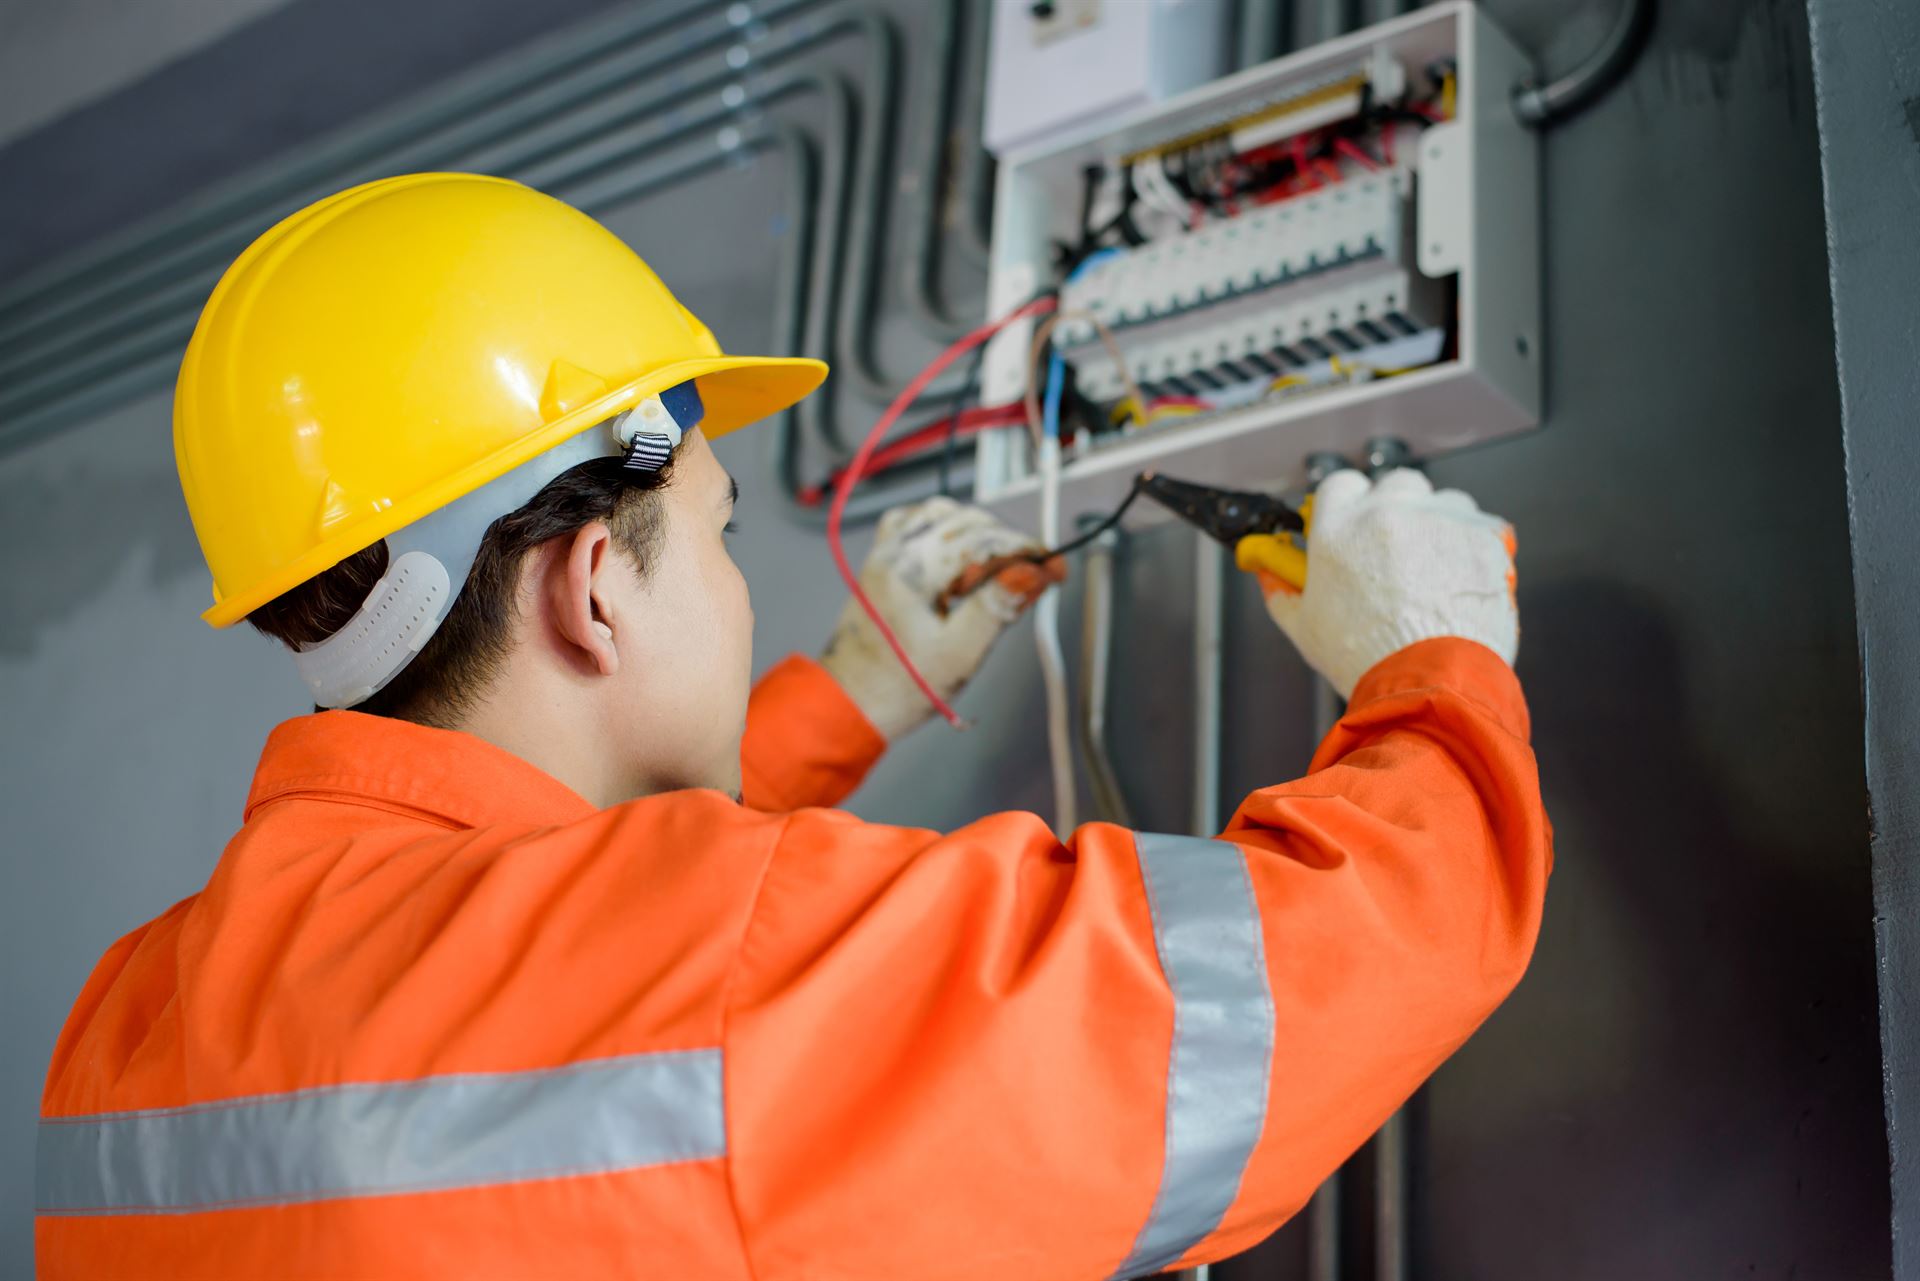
1233, 495, 1313, 594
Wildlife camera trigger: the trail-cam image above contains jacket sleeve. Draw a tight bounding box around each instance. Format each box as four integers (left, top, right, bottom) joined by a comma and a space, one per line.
721, 638, 1552, 1281
738, 654, 887, 812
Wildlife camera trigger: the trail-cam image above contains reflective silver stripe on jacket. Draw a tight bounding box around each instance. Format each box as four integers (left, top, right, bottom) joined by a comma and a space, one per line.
37, 1047, 724, 1215
1116, 833, 1277, 1279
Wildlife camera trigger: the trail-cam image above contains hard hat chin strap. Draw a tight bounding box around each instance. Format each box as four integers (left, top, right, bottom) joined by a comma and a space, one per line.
293, 385, 701, 710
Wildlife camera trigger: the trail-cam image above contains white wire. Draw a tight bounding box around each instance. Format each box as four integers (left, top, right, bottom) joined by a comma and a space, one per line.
1141, 156, 1192, 223
1130, 157, 1190, 232
1191, 535, 1225, 837
1034, 433, 1076, 835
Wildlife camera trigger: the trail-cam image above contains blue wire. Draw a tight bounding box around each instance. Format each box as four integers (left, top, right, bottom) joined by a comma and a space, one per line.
1042, 352, 1066, 441
1066, 246, 1124, 283
1049, 249, 1121, 442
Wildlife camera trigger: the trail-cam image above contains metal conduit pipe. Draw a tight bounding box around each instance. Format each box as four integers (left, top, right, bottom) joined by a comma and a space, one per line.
1238, 0, 1288, 68
0, 0, 814, 350
1361, 437, 1414, 1281
1300, 448, 1348, 1281
0, 2, 977, 469
1305, 678, 1346, 1281
1376, 1109, 1410, 1281
1185, 534, 1225, 1281
902, 0, 982, 341
496, 0, 978, 406
0, 134, 771, 450
1077, 523, 1132, 826
0, 79, 836, 428
0, 0, 747, 323
532, 11, 964, 459
506, 1, 974, 416
737, 92, 965, 526
0, 8, 915, 449
1191, 534, 1226, 837
1511, 0, 1654, 129
951, 0, 994, 270
0, 1, 870, 385
1317, 0, 1357, 43
444, 1, 967, 435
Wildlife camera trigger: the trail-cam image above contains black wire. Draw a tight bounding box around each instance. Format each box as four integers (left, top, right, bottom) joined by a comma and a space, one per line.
939, 474, 1151, 611
1042, 474, 1149, 559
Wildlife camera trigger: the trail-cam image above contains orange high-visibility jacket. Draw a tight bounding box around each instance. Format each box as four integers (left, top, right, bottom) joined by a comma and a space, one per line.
38, 637, 1550, 1280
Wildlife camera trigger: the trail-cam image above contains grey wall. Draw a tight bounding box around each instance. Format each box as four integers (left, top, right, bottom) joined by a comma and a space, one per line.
0, 0, 1892, 1276
1805, 0, 1920, 1275
0, 0, 293, 146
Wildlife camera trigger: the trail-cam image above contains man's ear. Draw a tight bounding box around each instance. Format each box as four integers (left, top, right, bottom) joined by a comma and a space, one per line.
544, 521, 620, 677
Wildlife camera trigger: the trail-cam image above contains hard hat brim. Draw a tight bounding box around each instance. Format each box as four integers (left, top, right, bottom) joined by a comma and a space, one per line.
201, 352, 828, 628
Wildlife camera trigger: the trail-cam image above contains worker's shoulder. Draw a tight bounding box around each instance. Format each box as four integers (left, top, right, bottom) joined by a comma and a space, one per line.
216, 783, 789, 928
63, 790, 792, 1108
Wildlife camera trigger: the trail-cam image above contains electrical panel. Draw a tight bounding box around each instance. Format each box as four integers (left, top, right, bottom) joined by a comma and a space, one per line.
982, 0, 1233, 158
976, 3, 1541, 533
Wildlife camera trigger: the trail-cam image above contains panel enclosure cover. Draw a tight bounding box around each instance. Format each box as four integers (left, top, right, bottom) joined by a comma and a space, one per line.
982, 0, 1233, 158
975, 2, 1542, 535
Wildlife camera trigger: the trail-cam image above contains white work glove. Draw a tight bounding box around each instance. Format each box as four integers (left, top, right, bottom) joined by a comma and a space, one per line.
1251, 468, 1518, 698
822, 496, 1062, 740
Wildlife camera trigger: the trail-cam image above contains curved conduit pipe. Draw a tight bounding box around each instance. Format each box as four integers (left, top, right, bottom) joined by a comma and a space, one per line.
0, 3, 884, 422
901, 0, 977, 343
0, 0, 817, 352
1308, 674, 1347, 1281
503, 3, 976, 428
517, 6, 975, 459
0, 121, 816, 441
954, 0, 997, 269
0, 0, 985, 458
1511, 0, 1654, 129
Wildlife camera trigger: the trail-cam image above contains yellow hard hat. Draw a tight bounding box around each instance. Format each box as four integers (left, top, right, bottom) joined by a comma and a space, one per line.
176, 172, 826, 628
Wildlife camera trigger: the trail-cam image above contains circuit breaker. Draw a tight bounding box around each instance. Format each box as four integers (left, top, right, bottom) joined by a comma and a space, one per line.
975, 2, 1542, 533
982, 0, 1233, 158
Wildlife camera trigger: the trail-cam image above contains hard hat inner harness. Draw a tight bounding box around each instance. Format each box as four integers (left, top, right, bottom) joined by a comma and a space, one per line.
292, 382, 704, 710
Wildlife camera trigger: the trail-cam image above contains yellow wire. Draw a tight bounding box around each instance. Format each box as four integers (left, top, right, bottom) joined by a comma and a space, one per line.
1331, 355, 1422, 382
1145, 404, 1201, 424
1441, 72, 1457, 120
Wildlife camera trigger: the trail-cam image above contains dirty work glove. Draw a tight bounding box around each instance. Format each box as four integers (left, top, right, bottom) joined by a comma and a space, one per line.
822, 496, 1063, 740
1244, 468, 1517, 698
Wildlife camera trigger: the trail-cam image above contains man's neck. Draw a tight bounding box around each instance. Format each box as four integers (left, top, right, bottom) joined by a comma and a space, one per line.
450, 698, 629, 811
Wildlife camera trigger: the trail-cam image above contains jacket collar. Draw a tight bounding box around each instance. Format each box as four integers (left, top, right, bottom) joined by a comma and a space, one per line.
245, 710, 598, 830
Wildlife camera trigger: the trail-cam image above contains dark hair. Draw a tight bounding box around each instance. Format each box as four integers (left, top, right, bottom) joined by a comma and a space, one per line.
248, 456, 675, 726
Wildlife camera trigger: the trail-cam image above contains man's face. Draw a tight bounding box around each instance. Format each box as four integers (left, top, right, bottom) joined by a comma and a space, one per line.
608, 428, 754, 797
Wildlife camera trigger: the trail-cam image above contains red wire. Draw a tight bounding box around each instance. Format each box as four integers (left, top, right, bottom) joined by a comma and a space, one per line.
827, 296, 1059, 728
861, 404, 1025, 475
1333, 138, 1381, 172
1289, 136, 1318, 190
799, 403, 1027, 506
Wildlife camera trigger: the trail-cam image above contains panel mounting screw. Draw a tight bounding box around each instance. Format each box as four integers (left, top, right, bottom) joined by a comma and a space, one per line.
1364, 437, 1415, 474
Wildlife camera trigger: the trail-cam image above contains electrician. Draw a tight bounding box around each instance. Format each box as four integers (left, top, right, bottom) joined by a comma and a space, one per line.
36, 175, 1548, 1279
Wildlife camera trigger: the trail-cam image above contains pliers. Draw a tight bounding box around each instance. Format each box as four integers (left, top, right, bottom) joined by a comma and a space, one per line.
1137, 472, 1312, 592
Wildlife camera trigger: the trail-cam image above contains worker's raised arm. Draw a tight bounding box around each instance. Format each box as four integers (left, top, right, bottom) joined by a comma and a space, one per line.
742, 497, 1061, 812
722, 641, 1544, 1279
738, 656, 886, 812
721, 471, 1547, 1280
